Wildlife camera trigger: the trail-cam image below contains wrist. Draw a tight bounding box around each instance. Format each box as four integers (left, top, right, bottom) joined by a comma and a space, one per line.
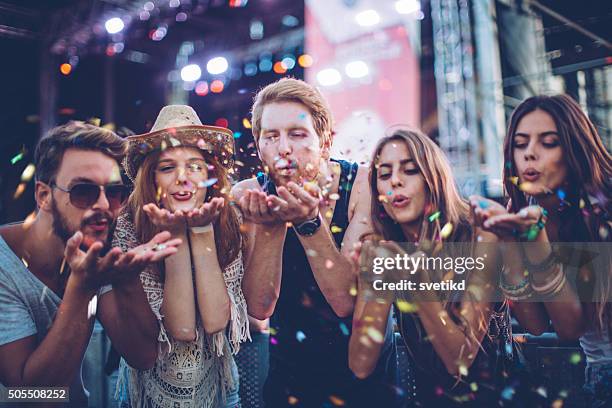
294, 212, 322, 237
66, 275, 97, 299
190, 224, 214, 234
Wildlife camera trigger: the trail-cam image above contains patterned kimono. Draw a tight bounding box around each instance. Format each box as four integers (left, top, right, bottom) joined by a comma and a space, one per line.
113, 212, 250, 408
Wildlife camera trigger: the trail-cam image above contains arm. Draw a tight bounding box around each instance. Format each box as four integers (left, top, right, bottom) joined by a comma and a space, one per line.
161, 228, 198, 341
0, 232, 112, 386
348, 275, 391, 379
522, 230, 585, 339
0, 277, 95, 386
233, 179, 287, 320
190, 226, 231, 334
268, 169, 371, 317
409, 231, 499, 375
476, 200, 586, 339
98, 278, 158, 369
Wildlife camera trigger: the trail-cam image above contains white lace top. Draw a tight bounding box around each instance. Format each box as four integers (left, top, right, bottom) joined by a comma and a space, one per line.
113, 212, 250, 408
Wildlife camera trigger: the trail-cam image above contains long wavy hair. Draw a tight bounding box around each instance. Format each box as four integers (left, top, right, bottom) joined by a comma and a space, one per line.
503, 94, 611, 333
369, 127, 473, 245
368, 128, 477, 308
128, 147, 244, 270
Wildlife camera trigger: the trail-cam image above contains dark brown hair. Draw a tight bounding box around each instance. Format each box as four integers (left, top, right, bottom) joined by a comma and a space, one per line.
34, 121, 126, 184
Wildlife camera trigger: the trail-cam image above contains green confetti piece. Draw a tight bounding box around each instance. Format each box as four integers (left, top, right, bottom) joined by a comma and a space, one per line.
428, 211, 441, 222
10, 152, 24, 165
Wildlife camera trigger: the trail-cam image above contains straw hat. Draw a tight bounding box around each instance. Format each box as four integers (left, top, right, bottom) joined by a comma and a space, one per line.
123, 105, 234, 182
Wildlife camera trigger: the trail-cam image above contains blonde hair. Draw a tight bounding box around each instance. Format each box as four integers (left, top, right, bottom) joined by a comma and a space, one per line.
251, 78, 334, 148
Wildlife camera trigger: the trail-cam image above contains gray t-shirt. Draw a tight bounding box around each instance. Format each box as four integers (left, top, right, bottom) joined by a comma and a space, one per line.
0, 235, 88, 407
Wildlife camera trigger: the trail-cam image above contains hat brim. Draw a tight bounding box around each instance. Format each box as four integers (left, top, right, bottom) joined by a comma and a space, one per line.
123, 125, 234, 182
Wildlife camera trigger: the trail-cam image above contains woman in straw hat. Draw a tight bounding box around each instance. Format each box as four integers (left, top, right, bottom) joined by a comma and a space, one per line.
113, 105, 249, 407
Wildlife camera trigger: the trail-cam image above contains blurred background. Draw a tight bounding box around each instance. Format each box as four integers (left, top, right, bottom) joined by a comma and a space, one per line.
0, 0, 610, 223
0, 1, 610, 406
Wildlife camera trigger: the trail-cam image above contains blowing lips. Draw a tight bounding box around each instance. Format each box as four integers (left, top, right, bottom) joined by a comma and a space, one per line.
170, 190, 194, 202
82, 213, 111, 233
522, 167, 541, 182
391, 194, 411, 208
274, 157, 298, 176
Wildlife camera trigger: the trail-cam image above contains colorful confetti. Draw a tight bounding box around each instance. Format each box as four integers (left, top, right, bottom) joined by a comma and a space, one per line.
428, 211, 441, 222
296, 330, 306, 342
10, 151, 24, 165
13, 183, 26, 199
440, 222, 453, 239
198, 178, 218, 188
569, 352, 582, 365
366, 327, 383, 343
20, 164, 36, 182
329, 395, 345, 406
396, 299, 418, 313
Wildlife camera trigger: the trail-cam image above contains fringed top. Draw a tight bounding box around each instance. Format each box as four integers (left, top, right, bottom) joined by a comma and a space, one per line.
112, 211, 250, 408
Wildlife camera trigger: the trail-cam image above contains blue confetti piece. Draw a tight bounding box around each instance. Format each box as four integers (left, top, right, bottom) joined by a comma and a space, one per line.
257, 171, 264, 178
478, 200, 489, 209
339, 322, 349, 336
296, 330, 306, 342
557, 189, 566, 200
501, 386, 515, 400
233, 132, 242, 139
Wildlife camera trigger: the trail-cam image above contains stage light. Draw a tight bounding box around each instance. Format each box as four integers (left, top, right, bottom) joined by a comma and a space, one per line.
215, 118, 229, 127
273, 61, 287, 74
316, 68, 342, 86
105, 17, 124, 34
395, 0, 421, 14
282, 15, 299, 27
195, 81, 209, 96
250, 20, 264, 40
281, 56, 296, 70
229, 0, 248, 7
60, 63, 72, 75
259, 59, 273, 72
181, 64, 202, 82
169, 0, 180, 8
210, 80, 224, 93
150, 26, 167, 41
176, 12, 187, 22
207, 57, 229, 75
345, 60, 369, 78
298, 54, 313, 68
355, 10, 380, 26
143, 1, 154, 11
244, 62, 258, 76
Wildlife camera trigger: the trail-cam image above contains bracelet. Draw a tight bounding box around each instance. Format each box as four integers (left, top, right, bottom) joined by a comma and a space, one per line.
521, 246, 558, 273
500, 268, 533, 301
530, 263, 566, 297
190, 224, 213, 234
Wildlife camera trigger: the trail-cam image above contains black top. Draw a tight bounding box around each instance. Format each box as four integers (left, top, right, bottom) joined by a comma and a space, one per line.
257, 159, 401, 406
397, 302, 525, 406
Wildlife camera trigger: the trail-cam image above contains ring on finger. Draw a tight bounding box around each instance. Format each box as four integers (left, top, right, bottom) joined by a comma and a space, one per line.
152, 243, 167, 252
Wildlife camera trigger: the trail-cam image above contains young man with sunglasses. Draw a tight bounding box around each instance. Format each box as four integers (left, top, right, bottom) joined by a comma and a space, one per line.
0, 122, 181, 406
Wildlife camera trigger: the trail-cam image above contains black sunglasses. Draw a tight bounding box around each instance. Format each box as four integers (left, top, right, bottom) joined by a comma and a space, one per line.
52, 182, 130, 210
